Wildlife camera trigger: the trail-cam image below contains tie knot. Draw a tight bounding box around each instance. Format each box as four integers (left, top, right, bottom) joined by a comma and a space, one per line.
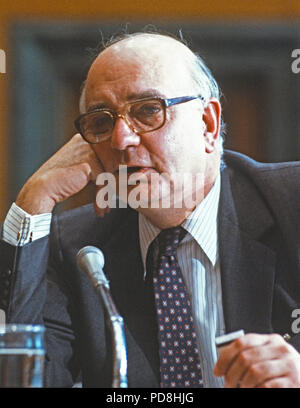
157, 226, 186, 256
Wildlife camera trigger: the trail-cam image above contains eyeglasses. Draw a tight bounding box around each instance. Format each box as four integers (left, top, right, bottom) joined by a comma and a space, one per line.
74, 94, 205, 144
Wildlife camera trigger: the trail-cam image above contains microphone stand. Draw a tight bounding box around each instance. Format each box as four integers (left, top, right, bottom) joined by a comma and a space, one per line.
76, 246, 128, 388
93, 281, 128, 388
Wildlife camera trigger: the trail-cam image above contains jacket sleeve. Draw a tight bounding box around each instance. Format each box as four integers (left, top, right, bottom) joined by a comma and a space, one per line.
0, 232, 80, 387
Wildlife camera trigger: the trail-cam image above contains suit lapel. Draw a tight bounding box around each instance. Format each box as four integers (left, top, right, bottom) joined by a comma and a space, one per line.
219, 168, 276, 334
101, 209, 160, 386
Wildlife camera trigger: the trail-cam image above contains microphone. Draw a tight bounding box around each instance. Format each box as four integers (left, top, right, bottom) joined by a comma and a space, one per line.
76, 245, 108, 288
76, 246, 128, 388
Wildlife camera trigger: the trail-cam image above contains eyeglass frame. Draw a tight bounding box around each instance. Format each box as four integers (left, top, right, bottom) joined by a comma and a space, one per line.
74, 94, 205, 144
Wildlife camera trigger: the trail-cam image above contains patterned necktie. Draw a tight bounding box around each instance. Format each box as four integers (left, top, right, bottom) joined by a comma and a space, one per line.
152, 226, 203, 388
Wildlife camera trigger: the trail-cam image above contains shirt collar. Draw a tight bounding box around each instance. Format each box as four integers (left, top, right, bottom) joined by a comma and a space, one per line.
139, 173, 221, 273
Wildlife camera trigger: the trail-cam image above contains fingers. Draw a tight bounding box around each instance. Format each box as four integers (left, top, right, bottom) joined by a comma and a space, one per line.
73, 134, 104, 182
42, 134, 103, 178
214, 333, 300, 388
16, 134, 105, 214
214, 333, 270, 377
258, 377, 292, 388
51, 163, 92, 201
240, 358, 292, 388
64, 134, 104, 180
88, 152, 104, 183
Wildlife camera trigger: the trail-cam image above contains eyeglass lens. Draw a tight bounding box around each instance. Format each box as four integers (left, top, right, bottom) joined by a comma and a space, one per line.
79, 99, 165, 142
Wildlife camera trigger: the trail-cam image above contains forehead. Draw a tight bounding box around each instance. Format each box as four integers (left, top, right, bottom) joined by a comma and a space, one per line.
85, 35, 196, 106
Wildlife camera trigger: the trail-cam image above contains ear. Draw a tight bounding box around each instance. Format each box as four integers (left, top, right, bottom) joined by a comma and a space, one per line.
202, 98, 221, 153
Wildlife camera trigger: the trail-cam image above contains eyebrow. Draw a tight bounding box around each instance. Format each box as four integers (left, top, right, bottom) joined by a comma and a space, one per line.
86, 89, 166, 113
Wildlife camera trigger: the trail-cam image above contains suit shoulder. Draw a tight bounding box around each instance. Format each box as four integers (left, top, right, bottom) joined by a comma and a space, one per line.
224, 149, 300, 171
224, 150, 300, 222
223, 150, 300, 244
224, 150, 300, 190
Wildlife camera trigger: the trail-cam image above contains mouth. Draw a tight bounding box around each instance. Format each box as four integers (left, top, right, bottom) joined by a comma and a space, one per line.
127, 166, 144, 174
116, 166, 154, 175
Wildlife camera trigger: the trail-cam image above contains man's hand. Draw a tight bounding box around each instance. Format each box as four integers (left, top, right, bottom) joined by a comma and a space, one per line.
16, 134, 105, 215
214, 333, 300, 388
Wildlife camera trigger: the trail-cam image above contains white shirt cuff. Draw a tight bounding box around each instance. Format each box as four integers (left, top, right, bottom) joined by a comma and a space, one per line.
2, 202, 52, 246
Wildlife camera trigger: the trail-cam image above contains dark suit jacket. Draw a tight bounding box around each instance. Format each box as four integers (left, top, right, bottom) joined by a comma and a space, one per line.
0, 150, 300, 387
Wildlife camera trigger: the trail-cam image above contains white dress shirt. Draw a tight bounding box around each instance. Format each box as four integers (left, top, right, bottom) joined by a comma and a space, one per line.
3, 202, 52, 246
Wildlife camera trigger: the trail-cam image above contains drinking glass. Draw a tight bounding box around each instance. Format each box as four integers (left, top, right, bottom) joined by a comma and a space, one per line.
0, 324, 45, 387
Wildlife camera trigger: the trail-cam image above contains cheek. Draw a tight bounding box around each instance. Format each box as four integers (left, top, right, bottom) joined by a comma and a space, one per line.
168, 135, 206, 175
144, 137, 177, 173
158, 126, 195, 171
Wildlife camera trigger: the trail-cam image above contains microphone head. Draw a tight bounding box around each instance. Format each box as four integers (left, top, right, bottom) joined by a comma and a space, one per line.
76, 246, 108, 288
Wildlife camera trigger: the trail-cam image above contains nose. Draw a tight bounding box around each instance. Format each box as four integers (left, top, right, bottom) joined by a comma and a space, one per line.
110, 115, 141, 151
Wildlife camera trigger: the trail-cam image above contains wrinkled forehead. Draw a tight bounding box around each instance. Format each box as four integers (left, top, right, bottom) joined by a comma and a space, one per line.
86, 34, 197, 97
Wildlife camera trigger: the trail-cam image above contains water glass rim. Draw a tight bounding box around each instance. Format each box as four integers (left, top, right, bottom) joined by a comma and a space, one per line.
0, 324, 45, 334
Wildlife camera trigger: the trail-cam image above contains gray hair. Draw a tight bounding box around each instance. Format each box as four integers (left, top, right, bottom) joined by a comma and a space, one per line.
189, 52, 225, 151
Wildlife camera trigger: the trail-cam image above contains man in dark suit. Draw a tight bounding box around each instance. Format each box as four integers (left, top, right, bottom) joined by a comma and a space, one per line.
1, 32, 300, 388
